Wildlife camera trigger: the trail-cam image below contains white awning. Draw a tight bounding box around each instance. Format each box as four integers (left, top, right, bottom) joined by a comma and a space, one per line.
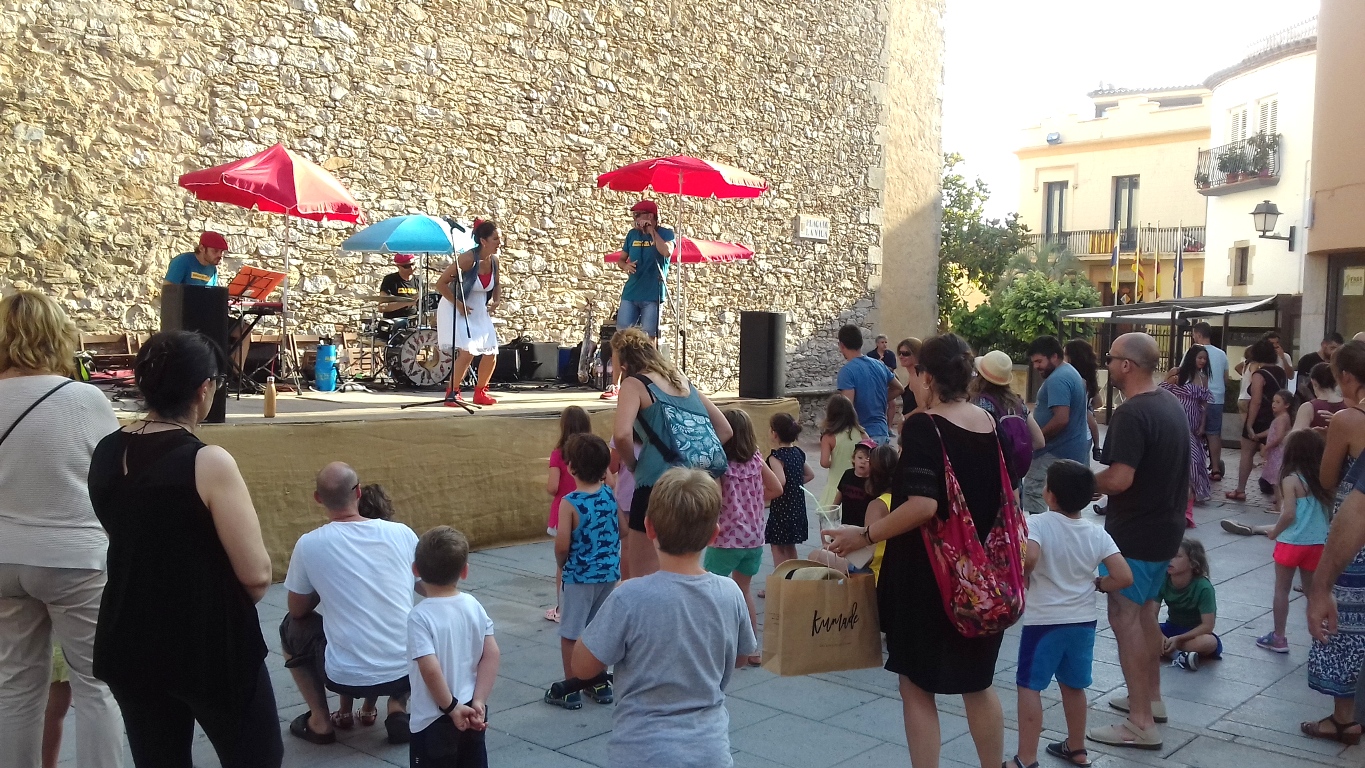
1060, 296, 1277, 322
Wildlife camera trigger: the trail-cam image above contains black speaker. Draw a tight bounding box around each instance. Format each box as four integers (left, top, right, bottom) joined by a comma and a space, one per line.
739, 312, 786, 399
519, 342, 560, 382
161, 284, 230, 423
491, 347, 520, 383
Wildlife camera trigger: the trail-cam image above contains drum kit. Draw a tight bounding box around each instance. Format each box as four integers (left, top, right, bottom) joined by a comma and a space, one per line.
354, 279, 482, 392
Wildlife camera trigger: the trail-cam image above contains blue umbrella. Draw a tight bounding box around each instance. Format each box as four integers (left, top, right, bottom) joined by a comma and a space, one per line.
340, 214, 457, 254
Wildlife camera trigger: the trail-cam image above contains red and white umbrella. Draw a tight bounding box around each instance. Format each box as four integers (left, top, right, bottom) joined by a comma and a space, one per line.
605, 237, 753, 264
596, 156, 768, 199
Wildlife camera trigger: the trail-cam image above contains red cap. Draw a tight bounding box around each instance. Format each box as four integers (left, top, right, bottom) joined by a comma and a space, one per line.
199, 231, 229, 251
631, 200, 658, 215
394, 253, 415, 266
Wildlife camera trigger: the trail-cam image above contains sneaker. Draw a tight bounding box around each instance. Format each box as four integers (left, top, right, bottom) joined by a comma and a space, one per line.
590, 681, 614, 704
1172, 651, 1200, 671
1256, 632, 1290, 653
1092, 503, 1107, 516
544, 688, 582, 710
600, 386, 618, 400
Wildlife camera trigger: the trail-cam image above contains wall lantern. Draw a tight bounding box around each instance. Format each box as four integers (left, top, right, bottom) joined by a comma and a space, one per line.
1251, 199, 1295, 251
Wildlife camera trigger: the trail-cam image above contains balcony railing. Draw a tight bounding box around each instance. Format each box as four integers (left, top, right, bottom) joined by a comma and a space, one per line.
1027, 226, 1206, 257
1195, 134, 1280, 195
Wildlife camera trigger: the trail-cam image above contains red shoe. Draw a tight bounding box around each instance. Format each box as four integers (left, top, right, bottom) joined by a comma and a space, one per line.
443, 391, 465, 407
473, 387, 498, 406
600, 386, 618, 400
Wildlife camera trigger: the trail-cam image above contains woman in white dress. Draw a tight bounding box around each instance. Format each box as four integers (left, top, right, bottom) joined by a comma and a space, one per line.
436, 219, 504, 406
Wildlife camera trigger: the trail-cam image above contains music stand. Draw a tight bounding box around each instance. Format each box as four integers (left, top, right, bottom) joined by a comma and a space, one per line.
227, 266, 286, 299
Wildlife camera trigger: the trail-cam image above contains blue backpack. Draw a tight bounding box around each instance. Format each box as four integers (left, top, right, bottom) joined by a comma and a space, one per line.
632, 375, 728, 479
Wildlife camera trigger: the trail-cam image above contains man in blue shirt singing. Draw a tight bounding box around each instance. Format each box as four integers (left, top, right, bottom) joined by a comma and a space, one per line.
602, 200, 674, 399
1023, 335, 1093, 513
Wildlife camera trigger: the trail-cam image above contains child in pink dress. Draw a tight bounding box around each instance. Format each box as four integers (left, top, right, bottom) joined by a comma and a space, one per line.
546, 405, 591, 621
1260, 390, 1294, 507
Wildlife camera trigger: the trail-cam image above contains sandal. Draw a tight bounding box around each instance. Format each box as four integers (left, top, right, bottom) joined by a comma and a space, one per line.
1209, 471, 1223, 482
289, 712, 336, 745
329, 710, 354, 730
1225, 490, 1246, 501
1045, 740, 1091, 767
544, 607, 561, 623
1011, 757, 1038, 768
747, 654, 763, 667
1301, 715, 1363, 745
358, 706, 378, 727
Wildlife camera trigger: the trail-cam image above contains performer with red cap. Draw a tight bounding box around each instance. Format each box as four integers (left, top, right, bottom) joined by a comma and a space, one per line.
602, 200, 674, 399
377, 253, 419, 325
164, 231, 229, 286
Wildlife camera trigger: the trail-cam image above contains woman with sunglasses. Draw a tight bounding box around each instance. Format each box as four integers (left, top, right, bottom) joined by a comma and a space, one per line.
88, 330, 280, 767
892, 338, 926, 434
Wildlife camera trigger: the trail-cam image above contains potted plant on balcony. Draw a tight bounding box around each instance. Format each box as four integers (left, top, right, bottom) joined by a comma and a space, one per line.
1217, 149, 1248, 184
1248, 132, 1277, 178
1195, 171, 1210, 190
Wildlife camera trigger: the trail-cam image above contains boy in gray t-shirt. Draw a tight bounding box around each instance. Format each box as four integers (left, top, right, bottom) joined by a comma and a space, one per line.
574, 468, 757, 768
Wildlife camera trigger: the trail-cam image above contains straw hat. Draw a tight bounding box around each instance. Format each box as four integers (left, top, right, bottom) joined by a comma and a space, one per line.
975, 350, 1014, 386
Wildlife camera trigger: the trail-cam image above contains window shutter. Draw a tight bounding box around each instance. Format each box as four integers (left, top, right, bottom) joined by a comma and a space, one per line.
1260, 99, 1278, 135
1231, 108, 1248, 142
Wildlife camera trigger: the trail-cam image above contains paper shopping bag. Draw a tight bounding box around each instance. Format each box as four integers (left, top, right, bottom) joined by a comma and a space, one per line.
761, 559, 882, 676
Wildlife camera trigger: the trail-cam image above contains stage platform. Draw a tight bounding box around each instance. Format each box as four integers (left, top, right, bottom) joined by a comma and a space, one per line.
181, 385, 797, 580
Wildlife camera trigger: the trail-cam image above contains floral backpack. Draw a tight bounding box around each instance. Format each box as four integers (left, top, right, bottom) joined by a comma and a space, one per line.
920, 417, 1028, 638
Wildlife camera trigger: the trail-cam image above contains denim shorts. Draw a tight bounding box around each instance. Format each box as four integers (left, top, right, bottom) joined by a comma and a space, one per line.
1204, 405, 1224, 436
1016, 621, 1097, 691
617, 300, 660, 338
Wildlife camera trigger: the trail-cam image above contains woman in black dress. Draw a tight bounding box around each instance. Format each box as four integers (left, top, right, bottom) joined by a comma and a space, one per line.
825, 333, 1007, 768
1227, 337, 1288, 501
88, 331, 280, 767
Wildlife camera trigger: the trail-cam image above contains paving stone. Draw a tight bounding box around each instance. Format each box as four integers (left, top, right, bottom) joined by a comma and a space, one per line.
1168, 734, 1332, 768
485, 736, 600, 767
1210, 719, 1347, 759
827, 695, 969, 747
730, 713, 881, 768
730, 674, 884, 720
487, 698, 615, 750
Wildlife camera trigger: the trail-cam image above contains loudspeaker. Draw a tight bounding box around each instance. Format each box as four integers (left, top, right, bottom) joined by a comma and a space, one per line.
739, 312, 786, 399
519, 342, 560, 382
491, 347, 520, 383
160, 284, 230, 423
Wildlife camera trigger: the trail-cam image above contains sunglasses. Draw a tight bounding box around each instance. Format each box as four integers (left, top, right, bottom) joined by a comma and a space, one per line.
1103, 353, 1133, 365
897, 350, 914, 357
209, 373, 228, 388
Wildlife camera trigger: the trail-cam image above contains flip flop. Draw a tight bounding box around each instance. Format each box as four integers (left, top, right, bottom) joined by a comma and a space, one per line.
1225, 490, 1247, 501
747, 654, 762, 667
544, 607, 561, 622
1087, 720, 1162, 750
1046, 741, 1091, 767
289, 712, 336, 745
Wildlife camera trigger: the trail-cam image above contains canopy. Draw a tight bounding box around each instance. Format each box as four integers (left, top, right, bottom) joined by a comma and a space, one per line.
341, 215, 456, 254
178, 143, 364, 223
596, 156, 767, 199
605, 237, 753, 264
1058, 296, 1277, 324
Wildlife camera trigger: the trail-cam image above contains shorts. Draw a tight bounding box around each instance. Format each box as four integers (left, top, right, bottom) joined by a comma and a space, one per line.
1016, 621, 1097, 691
704, 546, 764, 577
1101, 557, 1169, 605
1204, 406, 1224, 436
559, 582, 615, 641
629, 485, 654, 532
280, 613, 411, 699
1161, 621, 1223, 657
411, 715, 487, 768
617, 300, 661, 338
1274, 542, 1325, 570
325, 675, 412, 699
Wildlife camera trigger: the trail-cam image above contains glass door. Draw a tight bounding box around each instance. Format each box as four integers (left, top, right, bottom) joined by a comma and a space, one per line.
1328, 252, 1365, 339
1113, 175, 1139, 251
1044, 181, 1067, 242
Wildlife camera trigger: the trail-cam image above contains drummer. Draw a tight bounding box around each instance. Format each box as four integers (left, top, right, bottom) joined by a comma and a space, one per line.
435, 220, 503, 406
377, 254, 419, 332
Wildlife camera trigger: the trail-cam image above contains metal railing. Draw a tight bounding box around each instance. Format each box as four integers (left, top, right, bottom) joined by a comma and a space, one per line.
1027, 226, 1206, 256
1196, 134, 1280, 191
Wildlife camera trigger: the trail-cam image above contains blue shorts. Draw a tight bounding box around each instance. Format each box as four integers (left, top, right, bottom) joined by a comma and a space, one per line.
1016, 621, 1097, 691
1101, 557, 1170, 605
1161, 621, 1223, 657
1204, 405, 1224, 436
617, 300, 660, 338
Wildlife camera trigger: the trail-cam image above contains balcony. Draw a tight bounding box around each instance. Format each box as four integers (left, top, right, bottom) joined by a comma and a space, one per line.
1195, 134, 1281, 195
1026, 226, 1206, 258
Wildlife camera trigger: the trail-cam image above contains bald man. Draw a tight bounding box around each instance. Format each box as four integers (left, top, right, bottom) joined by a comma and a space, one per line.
280, 463, 421, 745
1088, 333, 1192, 751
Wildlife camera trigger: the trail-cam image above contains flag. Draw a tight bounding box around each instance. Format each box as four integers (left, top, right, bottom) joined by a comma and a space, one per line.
1153, 220, 1161, 301
1175, 222, 1184, 298
1110, 238, 1119, 304
1135, 225, 1144, 300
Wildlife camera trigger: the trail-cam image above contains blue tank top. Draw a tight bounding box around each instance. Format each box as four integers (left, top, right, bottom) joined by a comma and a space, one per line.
1280, 474, 1331, 546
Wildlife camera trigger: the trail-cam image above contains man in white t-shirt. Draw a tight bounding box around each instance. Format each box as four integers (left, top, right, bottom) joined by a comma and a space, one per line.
281, 463, 421, 746
1016, 460, 1133, 766
1191, 323, 1229, 480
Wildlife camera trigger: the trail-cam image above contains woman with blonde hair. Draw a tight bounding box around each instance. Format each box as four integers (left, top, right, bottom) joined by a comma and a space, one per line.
0, 291, 124, 767
610, 327, 732, 577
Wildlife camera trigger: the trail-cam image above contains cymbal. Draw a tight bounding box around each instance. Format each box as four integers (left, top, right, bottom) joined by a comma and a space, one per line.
356, 294, 416, 304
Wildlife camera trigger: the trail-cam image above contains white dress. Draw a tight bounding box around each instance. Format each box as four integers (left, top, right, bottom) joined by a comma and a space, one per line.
438, 271, 499, 355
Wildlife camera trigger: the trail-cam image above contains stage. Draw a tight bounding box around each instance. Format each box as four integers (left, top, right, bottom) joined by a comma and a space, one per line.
176, 385, 798, 579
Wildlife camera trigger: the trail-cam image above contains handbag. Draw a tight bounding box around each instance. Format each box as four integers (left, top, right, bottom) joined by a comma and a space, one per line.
0, 379, 74, 447
919, 417, 1028, 638
761, 559, 882, 676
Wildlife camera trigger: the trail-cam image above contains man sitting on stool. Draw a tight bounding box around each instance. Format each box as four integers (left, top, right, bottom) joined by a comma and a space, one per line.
377, 254, 419, 336
281, 463, 421, 745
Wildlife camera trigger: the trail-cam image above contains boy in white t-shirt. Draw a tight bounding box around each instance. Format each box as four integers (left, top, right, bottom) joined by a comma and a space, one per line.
1015, 460, 1134, 768
407, 526, 500, 768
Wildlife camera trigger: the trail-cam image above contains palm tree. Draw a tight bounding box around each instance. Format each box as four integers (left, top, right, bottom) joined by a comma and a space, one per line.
995, 239, 1082, 293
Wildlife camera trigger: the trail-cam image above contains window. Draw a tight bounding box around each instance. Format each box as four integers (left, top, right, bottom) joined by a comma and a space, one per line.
1113, 176, 1139, 250
1233, 246, 1250, 286
1230, 106, 1248, 142
1257, 97, 1278, 136
1044, 182, 1067, 238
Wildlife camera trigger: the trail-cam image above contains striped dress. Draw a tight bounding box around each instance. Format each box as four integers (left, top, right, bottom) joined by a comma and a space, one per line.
1159, 381, 1213, 502
1309, 453, 1365, 698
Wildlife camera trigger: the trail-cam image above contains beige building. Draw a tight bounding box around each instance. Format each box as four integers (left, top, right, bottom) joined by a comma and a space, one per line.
1016, 87, 1210, 303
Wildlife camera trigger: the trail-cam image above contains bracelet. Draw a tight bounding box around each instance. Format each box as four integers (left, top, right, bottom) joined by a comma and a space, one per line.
440, 698, 459, 714
1094, 576, 1106, 593
862, 526, 874, 544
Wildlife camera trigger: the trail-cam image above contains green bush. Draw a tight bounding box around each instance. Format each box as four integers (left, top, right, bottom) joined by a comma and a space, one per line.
952, 272, 1100, 362
951, 302, 1026, 362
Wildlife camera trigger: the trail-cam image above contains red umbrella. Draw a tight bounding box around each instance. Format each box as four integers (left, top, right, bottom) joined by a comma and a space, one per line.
606, 237, 753, 264
178, 143, 364, 222
596, 156, 767, 199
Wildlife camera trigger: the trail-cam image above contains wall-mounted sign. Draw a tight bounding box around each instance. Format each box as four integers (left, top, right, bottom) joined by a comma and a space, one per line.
1344, 267, 1365, 296
796, 214, 830, 242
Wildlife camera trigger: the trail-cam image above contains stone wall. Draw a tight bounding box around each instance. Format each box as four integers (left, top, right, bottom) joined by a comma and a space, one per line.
0, 0, 943, 391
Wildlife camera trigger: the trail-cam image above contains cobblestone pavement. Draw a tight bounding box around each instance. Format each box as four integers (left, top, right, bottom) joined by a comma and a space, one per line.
57, 440, 1365, 767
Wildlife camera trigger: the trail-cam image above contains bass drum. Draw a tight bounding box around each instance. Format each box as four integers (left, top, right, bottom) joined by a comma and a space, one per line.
384, 327, 453, 388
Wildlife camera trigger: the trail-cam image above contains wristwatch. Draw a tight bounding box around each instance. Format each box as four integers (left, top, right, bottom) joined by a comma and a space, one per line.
440, 698, 459, 714
1094, 576, 1106, 593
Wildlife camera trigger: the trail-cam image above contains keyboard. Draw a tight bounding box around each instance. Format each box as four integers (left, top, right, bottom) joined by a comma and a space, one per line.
231, 300, 283, 316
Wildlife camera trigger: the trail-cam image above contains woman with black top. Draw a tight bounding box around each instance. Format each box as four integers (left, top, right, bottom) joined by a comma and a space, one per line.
88, 331, 279, 768
1228, 338, 1289, 501
824, 334, 1008, 768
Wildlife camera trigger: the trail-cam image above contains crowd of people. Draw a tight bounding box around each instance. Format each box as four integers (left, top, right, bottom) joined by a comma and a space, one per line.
10, 281, 1365, 768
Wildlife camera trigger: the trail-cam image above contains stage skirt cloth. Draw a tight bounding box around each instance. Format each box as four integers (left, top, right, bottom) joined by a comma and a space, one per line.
437, 292, 499, 356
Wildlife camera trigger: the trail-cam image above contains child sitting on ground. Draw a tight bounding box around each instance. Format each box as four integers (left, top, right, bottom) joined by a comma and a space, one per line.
573, 468, 757, 768
1260, 389, 1294, 503
407, 526, 500, 768
766, 412, 813, 568
705, 409, 783, 667
1014, 459, 1132, 768
546, 433, 621, 710
1159, 538, 1221, 671
545, 405, 593, 622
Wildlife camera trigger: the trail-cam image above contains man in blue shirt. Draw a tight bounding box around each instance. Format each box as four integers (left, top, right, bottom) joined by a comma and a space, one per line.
603, 200, 674, 399
164, 231, 229, 286
1192, 322, 1229, 480
1023, 335, 1092, 513
835, 325, 903, 444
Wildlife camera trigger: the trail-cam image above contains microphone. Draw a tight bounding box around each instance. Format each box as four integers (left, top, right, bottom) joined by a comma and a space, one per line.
442, 216, 467, 233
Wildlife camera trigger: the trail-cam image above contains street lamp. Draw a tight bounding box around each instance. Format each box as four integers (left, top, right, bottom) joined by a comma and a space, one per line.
1251, 199, 1295, 251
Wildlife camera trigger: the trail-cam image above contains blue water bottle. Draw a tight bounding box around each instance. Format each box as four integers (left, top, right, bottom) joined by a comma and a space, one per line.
314, 344, 338, 392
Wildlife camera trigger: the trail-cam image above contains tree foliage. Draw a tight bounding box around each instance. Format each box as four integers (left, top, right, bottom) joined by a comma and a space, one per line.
938, 153, 1034, 324
954, 273, 1099, 362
